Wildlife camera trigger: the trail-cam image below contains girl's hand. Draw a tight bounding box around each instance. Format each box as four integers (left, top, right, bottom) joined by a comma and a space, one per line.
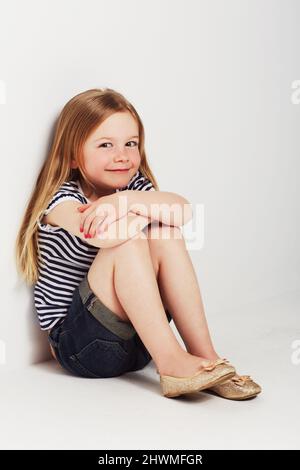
77, 192, 130, 238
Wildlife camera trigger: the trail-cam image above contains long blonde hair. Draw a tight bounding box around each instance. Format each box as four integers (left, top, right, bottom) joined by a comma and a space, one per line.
15, 88, 159, 286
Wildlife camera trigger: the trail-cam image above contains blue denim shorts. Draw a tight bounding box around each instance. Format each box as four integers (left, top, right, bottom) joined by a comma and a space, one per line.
48, 273, 172, 378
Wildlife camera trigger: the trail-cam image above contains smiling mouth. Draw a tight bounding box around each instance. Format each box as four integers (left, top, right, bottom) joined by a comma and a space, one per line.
108, 169, 130, 171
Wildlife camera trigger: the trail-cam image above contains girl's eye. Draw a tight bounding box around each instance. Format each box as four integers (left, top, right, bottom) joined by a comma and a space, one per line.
99, 143, 111, 148
99, 141, 138, 148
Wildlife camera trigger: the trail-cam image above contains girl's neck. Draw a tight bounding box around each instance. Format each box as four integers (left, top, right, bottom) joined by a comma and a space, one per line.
77, 177, 115, 201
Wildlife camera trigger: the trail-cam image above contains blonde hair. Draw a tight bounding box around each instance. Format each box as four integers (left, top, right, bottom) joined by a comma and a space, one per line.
15, 88, 159, 286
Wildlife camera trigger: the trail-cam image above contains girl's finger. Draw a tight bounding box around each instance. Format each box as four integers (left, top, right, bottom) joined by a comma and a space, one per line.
95, 215, 109, 236
80, 205, 97, 233
97, 215, 115, 235
77, 204, 91, 212
85, 211, 108, 237
86, 217, 96, 237
82, 212, 94, 236
89, 215, 107, 238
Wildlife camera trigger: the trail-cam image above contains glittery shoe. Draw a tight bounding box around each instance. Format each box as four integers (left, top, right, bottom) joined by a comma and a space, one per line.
159, 358, 236, 398
204, 373, 262, 400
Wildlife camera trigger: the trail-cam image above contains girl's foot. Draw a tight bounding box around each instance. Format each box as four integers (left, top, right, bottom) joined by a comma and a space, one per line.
159, 358, 236, 398
157, 351, 223, 378
204, 373, 262, 400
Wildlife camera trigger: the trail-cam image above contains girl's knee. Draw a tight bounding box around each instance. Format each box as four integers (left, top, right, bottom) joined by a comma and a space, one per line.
110, 228, 150, 254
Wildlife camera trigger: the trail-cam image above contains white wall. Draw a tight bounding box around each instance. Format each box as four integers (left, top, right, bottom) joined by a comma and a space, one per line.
1, 0, 299, 371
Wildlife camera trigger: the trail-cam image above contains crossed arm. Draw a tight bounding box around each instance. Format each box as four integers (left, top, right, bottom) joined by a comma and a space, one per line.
81, 190, 193, 248
124, 189, 193, 227
43, 190, 193, 250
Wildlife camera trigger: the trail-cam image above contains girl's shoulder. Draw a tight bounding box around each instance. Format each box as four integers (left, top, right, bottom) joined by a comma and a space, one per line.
38, 179, 87, 229
56, 179, 83, 195
47, 179, 87, 206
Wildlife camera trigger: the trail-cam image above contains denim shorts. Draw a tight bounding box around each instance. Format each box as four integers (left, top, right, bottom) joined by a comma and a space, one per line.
48, 273, 172, 378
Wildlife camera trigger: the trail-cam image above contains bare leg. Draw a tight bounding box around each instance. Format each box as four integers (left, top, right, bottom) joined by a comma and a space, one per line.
88, 224, 214, 377
146, 223, 220, 361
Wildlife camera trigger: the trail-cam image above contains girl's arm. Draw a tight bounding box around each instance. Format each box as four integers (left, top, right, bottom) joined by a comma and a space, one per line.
43, 200, 151, 249
126, 190, 193, 227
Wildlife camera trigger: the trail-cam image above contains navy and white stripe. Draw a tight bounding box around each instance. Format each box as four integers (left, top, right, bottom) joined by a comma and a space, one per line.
34, 170, 155, 331
116, 169, 155, 192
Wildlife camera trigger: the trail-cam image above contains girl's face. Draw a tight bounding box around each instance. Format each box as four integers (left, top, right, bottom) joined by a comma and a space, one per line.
72, 111, 141, 200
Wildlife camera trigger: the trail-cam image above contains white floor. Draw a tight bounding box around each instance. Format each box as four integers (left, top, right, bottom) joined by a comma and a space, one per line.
1, 289, 299, 450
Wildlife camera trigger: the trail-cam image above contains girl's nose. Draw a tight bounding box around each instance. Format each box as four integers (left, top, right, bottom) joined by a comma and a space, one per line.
114, 154, 129, 162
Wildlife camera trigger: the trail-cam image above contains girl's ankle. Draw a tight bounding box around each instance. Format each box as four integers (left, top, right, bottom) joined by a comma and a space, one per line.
156, 350, 188, 376
156, 351, 212, 377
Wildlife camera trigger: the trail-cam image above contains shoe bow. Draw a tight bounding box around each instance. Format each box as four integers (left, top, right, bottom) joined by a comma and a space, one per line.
231, 374, 252, 385
201, 358, 231, 371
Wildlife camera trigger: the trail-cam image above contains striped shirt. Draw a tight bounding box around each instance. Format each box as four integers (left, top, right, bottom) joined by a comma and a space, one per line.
34, 169, 155, 331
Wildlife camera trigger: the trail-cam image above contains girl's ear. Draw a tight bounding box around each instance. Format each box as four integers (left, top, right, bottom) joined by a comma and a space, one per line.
70, 159, 78, 169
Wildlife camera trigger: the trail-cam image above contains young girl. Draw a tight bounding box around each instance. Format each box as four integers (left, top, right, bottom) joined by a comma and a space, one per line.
15, 88, 261, 399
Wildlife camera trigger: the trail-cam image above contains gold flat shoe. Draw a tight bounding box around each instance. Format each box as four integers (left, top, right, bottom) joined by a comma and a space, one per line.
204, 373, 262, 400
159, 358, 236, 398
